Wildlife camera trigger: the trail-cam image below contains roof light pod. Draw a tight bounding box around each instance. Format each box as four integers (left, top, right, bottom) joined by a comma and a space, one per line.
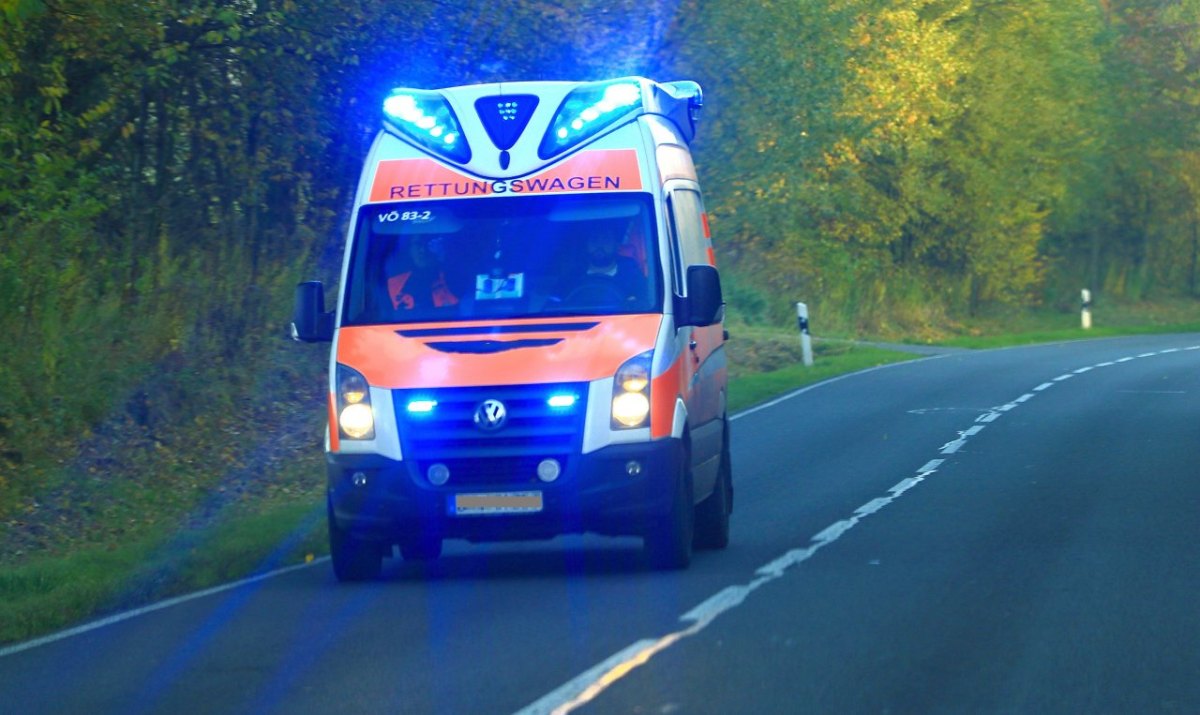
538, 79, 643, 160
383, 89, 472, 164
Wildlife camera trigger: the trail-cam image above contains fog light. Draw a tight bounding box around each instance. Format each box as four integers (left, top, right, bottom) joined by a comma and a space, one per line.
352, 471, 369, 487
537, 458, 561, 483
427, 463, 450, 486
625, 460, 642, 477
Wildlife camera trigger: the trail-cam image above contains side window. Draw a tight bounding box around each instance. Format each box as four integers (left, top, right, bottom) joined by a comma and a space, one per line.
667, 188, 710, 294
665, 195, 684, 295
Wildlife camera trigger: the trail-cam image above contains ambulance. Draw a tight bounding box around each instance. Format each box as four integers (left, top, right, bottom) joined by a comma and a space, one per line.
292, 76, 731, 579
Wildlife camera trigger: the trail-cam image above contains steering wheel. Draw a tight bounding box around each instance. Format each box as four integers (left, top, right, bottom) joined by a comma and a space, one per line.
562, 276, 628, 307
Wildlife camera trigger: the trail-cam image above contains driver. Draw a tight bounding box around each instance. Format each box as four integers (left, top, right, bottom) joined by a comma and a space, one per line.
579, 223, 644, 302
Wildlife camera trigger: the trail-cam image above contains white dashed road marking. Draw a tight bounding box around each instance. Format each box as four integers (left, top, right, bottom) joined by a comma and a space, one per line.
516, 343, 1200, 715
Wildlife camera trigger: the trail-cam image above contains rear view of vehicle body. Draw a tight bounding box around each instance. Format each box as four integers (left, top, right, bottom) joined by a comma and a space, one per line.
293, 76, 731, 579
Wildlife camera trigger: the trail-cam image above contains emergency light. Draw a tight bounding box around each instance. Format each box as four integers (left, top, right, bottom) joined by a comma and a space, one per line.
476, 95, 539, 151
383, 89, 472, 164
406, 399, 438, 414
538, 79, 643, 160
547, 394, 578, 409
379, 77, 701, 171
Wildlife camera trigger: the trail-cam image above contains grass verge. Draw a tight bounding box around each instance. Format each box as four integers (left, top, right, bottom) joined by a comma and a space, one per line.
934, 321, 1200, 350
921, 298, 1200, 349
1, 497, 326, 645
728, 344, 917, 413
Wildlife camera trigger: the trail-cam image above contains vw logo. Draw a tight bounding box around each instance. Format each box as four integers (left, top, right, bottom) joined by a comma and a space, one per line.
473, 399, 508, 431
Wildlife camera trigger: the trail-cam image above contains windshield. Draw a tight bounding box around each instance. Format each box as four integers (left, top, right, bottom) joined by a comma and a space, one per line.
342, 193, 661, 325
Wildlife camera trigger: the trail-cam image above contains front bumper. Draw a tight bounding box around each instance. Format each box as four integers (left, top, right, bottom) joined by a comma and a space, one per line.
327, 439, 683, 543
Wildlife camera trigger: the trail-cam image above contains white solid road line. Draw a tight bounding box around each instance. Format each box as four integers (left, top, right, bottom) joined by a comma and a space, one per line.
0, 559, 329, 659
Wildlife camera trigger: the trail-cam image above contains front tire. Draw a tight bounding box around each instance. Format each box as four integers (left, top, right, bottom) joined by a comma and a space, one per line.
328, 499, 383, 582
644, 447, 694, 570
694, 426, 732, 550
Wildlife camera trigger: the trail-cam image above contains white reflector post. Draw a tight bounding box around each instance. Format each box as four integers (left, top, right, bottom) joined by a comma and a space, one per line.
1081, 289, 1093, 330
796, 302, 814, 367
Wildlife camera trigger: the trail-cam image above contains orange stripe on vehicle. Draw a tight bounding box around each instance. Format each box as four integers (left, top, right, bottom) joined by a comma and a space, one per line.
701, 212, 711, 239
525, 149, 643, 194
650, 355, 683, 440
338, 315, 663, 389
369, 159, 478, 203
327, 392, 340, 453
368, 149, 643, 203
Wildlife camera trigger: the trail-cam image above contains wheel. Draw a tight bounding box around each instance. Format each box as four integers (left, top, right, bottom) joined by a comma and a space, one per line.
694, 425, 732, 550
399, 532, 442, 562
644, 446, 694, 570
328, 499, 383, 581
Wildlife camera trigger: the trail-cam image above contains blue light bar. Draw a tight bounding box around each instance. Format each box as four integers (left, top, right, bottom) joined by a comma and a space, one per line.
406, 399, 438, 414
538, 79, 643, 160
383, 89, 471, 164
547, 394, 578, 409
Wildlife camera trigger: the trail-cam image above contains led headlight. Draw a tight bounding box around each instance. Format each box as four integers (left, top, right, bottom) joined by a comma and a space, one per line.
612, 351, 652, 429
336, 364, 375, 440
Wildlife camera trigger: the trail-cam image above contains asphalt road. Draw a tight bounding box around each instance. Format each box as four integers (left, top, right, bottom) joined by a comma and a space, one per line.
2, 334, 1198, 714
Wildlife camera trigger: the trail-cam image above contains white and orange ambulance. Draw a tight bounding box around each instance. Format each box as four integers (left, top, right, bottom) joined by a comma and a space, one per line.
293, 76, 730, 579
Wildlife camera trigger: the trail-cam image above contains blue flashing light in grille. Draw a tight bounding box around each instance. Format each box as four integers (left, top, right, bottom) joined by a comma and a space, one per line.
383, 90, 471, 164
538, 80, 642, 160
406, 399, 438, 414
547, 394, 578, 409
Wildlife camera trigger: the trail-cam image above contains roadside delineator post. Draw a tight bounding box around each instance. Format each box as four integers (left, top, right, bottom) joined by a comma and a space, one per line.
796, 302, 814, 367
1081, 289, 1093, 330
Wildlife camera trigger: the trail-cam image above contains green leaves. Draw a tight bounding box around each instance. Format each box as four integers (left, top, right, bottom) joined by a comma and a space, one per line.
665, 0, 1200, 326
0, 0, 45, 25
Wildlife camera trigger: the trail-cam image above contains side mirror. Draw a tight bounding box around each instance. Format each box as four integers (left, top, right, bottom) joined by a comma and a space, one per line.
291, 281, 334, 342
678, 264, 724, 328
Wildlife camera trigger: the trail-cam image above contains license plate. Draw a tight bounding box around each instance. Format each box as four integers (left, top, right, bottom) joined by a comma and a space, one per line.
451, 491, 543, 516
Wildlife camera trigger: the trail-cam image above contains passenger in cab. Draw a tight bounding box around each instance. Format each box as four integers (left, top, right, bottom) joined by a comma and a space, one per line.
386, 235, 459, 311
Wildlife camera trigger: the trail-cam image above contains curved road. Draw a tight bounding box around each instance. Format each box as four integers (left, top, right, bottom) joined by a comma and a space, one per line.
2, 334, 1198, 714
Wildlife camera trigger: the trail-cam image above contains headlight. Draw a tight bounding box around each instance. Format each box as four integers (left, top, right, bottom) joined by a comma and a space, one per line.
336, 364, 375, 440
612, 351, 652, 429
339, 403, 374, 439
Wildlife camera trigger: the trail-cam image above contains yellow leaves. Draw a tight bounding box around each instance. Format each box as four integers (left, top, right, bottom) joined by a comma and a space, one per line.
752, 174, 788, 201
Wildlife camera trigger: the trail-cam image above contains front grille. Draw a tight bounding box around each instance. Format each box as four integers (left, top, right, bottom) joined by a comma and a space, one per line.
395, 383, 587, 486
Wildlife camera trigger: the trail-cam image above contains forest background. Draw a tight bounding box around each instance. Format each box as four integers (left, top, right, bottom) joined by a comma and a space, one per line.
1, 0, 1198, 567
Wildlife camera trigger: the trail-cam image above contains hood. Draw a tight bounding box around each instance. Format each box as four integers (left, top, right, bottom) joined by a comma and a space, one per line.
337, 314, 662, 389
